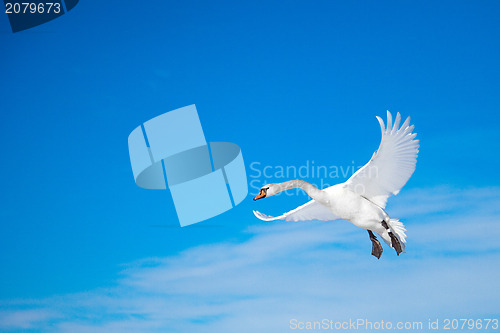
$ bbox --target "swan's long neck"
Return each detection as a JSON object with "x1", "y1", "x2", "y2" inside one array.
[{"x1": 275, "y1": 180, "x2": 329, "y2": 205}]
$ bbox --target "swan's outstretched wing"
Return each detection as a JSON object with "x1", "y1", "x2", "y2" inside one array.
[
  {"x1": 253, "y1": 200, "x2": 339, "y2": 222},
  {"x1": 345, "y1": 111, "x2": 419, "y2": 208}
]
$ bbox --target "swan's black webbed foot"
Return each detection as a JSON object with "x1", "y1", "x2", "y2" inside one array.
[
  {"x1": 368, "y1": 230, "x2": 383, "y2": 259},
  {"x1": 389, "y1": 232, "x2": 403, "y2": 255},
  {"x1": 381, "y1": 220, "x2": 403, "y2": 256}
]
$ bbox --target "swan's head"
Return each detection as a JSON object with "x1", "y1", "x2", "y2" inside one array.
[{"x1": 253, "y1": 183, "x2": 278, "y2": 201}]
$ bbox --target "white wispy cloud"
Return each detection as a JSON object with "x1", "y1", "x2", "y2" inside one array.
[
  {"x1": 0, "y1": 308, "x2": 60, "y2": 330},
  {"x1": 1, "y1": 186, "x2": 499, "y2": 332}
]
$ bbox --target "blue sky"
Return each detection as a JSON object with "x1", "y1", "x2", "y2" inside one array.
[{"x1": 0, "y1": 1, "x2": 499, "y2": 332}]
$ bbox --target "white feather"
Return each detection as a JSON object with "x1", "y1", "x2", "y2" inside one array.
[
  {"x1": 345, "y1": 111, "x2": 419, "y2": 208},
  {"x1": 254, "y1": 200, "x2": 339, "y2": 222}
]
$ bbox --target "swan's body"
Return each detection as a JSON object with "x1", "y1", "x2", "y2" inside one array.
[{"x1": 253, "y1": 111, "x2": 419, "y2": 258}]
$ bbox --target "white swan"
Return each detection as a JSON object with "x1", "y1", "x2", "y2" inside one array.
[{"x1": 253, "y1": 111, "x2": 419, "y2": 258}]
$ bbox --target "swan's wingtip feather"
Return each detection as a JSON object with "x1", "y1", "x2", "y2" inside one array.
[
  {"x1": 386, "y1": 111, "x2": 393, "y2": 132},
  {"x1": 393, "y1": 112, "x2": 401, "y2": 131},
  {"x1": 376, "y1": 116, "x2": 386, "y2": 133},
  {"x1": 401, "y1": 116, "x2": 411, "y2": 131},
  {"x1": 253, "y1": 210, "x2": 276, "y2": 221}
]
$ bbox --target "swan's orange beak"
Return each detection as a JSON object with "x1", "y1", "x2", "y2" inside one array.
[{"x1": 253, "y1": 189, "x2": 266, "y2": 201}]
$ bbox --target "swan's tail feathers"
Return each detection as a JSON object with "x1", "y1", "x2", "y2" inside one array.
[
  {"x1": 388, "y1": 218, "x2": 407, "y2": 253},
  {"x1": 253, "y1": 210, "x2": 280, "y2": 221}
]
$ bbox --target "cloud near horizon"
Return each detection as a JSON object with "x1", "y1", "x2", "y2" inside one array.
[{"x1": 1, "y1": 186, "x2": 499, "y2": 333}]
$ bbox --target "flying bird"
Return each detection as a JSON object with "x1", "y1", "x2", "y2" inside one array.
[{"x1": 253, "y1": 111, "x2": 419, "y2": 258}]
